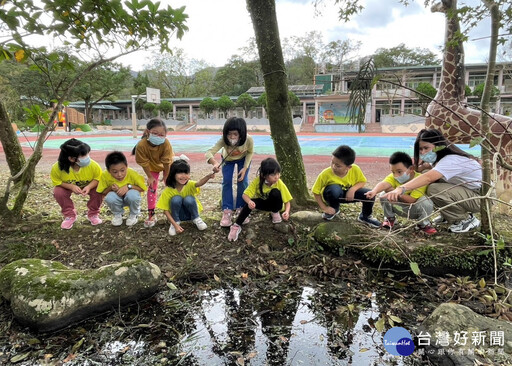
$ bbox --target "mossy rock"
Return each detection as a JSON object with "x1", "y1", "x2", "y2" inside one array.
[
  {"x1": 310, "y1": 215, "x2": 510, "y2": 275},
  {"x1": 0, "y1": 258, "x2": 161, "y2": 332}
]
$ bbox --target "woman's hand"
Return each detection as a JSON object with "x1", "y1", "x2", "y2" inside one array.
[{"x1": 382, "y1": 188, "x2": 402, "y2": 202}]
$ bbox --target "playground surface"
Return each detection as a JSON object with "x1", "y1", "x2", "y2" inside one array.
[{"x1": 3, "y1": 131, "x2": 482, "y2": 186}]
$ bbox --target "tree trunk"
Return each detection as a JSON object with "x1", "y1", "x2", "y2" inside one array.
[
  {"x1": 479, "y1": 0, "x2": 500, "y2": 235},
  {"x1": 246, "y1": 0, "x2": 310, "y2": 205},
  {"x1": 0, "y1": 100, "x2": 26, "y2": 180}
]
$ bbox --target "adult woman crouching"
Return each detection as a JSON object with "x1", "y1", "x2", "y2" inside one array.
[{"x1": 383, "y1": 128, "x2": 481, "y2": 233}]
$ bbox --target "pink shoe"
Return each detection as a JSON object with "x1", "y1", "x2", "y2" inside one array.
[
  {"x1": 228, "y1": 224, "x2": 242, "y2": 241},
  {"x1": 271, "y1": 212, "x2": 282, "y2": 224},
  {"x1": 88, "y1": 215, "x2": 103, "y2": 226},
  {"x1": 61, "y1": 216, "x2": 77, "y2": 230},
  {"x1": 220, "y1": 209, "x2": 233, "y2": 227}
]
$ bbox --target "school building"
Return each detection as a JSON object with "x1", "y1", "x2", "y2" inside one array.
[{"x1": 70, "y1": 62, "x2": 512, "y2": 133}]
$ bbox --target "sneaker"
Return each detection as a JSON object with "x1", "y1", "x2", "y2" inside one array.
[
  {"x1": 418, "y1": 224, "x2": 437, "y2": 235},
  {"x1": 112, "y1": 214, "x2": 123, "y2": 226},
  {"x1": 220, "y1": 209, "x2": 233, "y2": 227},
  {"x1": 357, "y1": 214, "x2": 381, "y2": 228},
  {"x1": 432, "y1": 215, "x2": 448, "y2": 225},
  {"x1": 144, "y1": 214, "x2": 157, "y2": 228},
  {"x1": 449, "y1": 214, "x2": 480, "y2": 233},
  {"x1": 168, "y1": 222, "x2": 180, "y2": 236},
  {"x1": 126, "y1": 214, "x2": 138, "y2": 227},
  {"x1": 88, "y1": 215, "x2": 103, "y2": 226},
  {"x1": 193, "y1": 217, "x2": 207, "y2": 231},
  {"x1": 271, "y1": 212, "x2": 282, "y2": 224},
  {"x1": 228, "y1": 224, "x2": 242, "y2": 242},
  {"x1": 382, "y1": 217, "x2": 396, "y2": 229},
  {"x1": 322, "y1": 210, "x2": 340, "y2": 221},
  {"x1": 61, "y1": 216, "x2": 77, "y2": 230}
]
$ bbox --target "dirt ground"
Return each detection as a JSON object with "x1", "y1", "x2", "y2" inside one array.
[{"x1": 1, "y1": 133, "x2": 512, "y2": 365}]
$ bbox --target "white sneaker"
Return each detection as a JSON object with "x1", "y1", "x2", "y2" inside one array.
[
  {"x1": 193, "y1": 217, "x2": 207, "y2": 231},
  {"x1": 168, "y1": 222, "x2": 180, "y2": 236},
  {"x1": 449, "y1": 214, "x2": 480, "y2": 233},
  {"x1": 126, "y1": 214, "x2": 138, "y2": 226},
  {"x1": 112, "y1": 214, "x2": 123, "y2": 226}
]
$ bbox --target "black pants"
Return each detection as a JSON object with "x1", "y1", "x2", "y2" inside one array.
[
  {"x1": 235, "y1": 188, "x2": 283, "y2": 225},
  {"x1": 322, "y1": 184, "x2": 375, "y2": 217}
]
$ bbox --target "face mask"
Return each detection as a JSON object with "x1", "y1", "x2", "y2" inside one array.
[
  {"x1": 76, "y1": 156, "x2": 90, "y2": 167},
  {"x1": 229, "y1": 138, "x2": 238, "y2": 146},
  {"x1": 395, "y1": 172, "x2": 410, "y2": 184},
  {"x1": 148, "y1": 134, "x2": 166, "y2": 146},
  {"x1": 420, "y1": 151, "x2": 437, "y2": 164}
]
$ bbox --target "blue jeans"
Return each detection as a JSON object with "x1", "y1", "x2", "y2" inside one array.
[
  {"x1": 222, "y1": 157, "x2": 250, "y2": 210},
  {"x1": 170, "y1": 195, "x2": 199, "y2": 222},
  {"x1": 104, "y1": 189, "x2": 141, "y2": 215},
  {"x1": 322, "y1": 184, "x2": 375, "y2": 217}
]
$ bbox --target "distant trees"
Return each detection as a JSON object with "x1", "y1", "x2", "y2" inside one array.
[
  {"x1": 216, "y1": 95, "x2": 235, "y2": 116},
  {"x1": 236, "y1": 93, "x2": 257, "y2": 117},
  {"x1": 199, "y1": 97, "x2": 216, "y2": 118},
  {"x1": 371, "y1": 43, "x2": 440, "y2": 68},
  {"x1": 415, "y1": 82, "x2": 437, "y2": 115}
]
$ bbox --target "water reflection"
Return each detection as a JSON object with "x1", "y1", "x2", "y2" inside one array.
[{"x1": 179, "y1": 286, "x2": 404, "y2": 365}]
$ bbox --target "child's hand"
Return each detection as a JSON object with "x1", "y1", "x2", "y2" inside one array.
[
  {"x1": 248, "y1": 200, "x2": 256, "y2": 209},
  {"x1": 282, "y1": 211, "x2": 290, "y2": 221},
  {"x1": 117, "y1": 185, "x2": 128, "y2": 197},
  {"x1": 81, "y1": 186, "x2": 90, "y2": 196},
  {"x1": 111, "y1": 183, "x2": 119, "y2": 192},
  {"x1": 147, "y1": 175, "x2": 156, "y2": 187},
  {"x1": 174, "y1": 223, "x2": 184, "y2": 234},
  {"x1": 208, "y1": 172, "x2": 216, "y2": 180},
  {"x1": 71, "y1": 185, "x2": 83, "y2": 195},
  {"x1": 365, "y1": 190, "x2": 376, "y2": 199},
  {"x1": 345, "y1": 190, "x2": 355, "y2": 201},
  {"x1": 237, "y1": 167, "x2": 247, "y2": 182},
  {"x1": 324, "y1": 206, "x2": 336, "y2": 215},
  {"x1": 212, "y1": 164, "x2": 221, "y2": 173}
]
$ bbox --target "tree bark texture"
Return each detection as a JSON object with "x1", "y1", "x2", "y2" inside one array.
[
  {"x1": 0, "y1": 101, "x2": 26, "y2": 179},
  {"x1": 479, "y1": 0, "x2": 500, "y2": 234},
  {"x1": 246, "y1": 0, "x2": 310, "y2": 205}
]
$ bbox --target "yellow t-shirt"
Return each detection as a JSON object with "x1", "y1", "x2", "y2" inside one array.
[
  {"x1": 50, "y1": 160, "x2": 102, "y2": 188},
  {"x1": 156, "y1": 180, "x2": 203, "y2": 213},
  {"x1": 243, "y1": 177, "x2": 293, "y2": 211},
  {"x1": 383, "y1": 172, "x2": 427, "y2": 199},
  {"x1": 204, "y1": 135, "x2": 254, "y2": 169},
  {"x1": 135, "y1": 137, "x2": 174, "y2": 173},
  {"x1": 96, "y1": 167, "x2": 148, "y2": 194},
  {"x1": 311, "y1": 164, "x2": 367, "y2": 196}
]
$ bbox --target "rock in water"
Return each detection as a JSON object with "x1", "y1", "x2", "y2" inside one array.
[
  {"x1": 0, "y1": 258, "x2": 161, "y2": 332},
  {"x1": 417, "y1": 302, "x2": 512, "y2": 365}
]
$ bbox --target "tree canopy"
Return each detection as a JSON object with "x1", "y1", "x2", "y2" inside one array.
[{"x1": 372, "y1": 43, "x2": 440, "y2": 68}]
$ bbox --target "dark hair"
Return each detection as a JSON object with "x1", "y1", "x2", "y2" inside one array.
[
  {"x1": 132, "y1": 118, "x2": 167, "y2": 155},
  {"x1": 332, "y1": 145, "x2": 356, "y2": 166},
  {"x1": 58, "y1": 138, "x2": 91, "y2": 173},
  {"x1": 222, "y1": 117, "x2": 247, "y2": 146},
  {"x1": 105, "y1": 151, "x2": 127, "y2": 170},
  {"x1": 258, "y1": 157, "x2": 281, "y2": 196},
  {"x1": 389, "y1": 151, "x2": 413, "y2": 168},
  {"x1": 413, "y1": 128, "x2": 474, "y2": 170},
  {"x1": 166, "y1": 159, "x2": 190, "y2": 188}
]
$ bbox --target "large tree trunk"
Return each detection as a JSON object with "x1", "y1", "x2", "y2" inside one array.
[
  {"x1": 246, "y1": 0, "x2": 310, "y2": 205},
  {"x1": 480, "y1": 0, "x2": 499, "y2": 235},
  {"x1": 0, "y1": 100, "x2": 26, "y2": 179}
]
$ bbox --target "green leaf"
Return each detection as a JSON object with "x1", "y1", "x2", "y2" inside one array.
[
  {"x1": 469, "y1": 137, "x2": 484, "y2": 148},
  {"x1": 479, "y1": 278, "x2": 486, "y2": 289},
  {"x1": 388, "y1": 315, "x2": 402, "y2": 323},
  {"x1": 10, "y1": 352, "x2": 31, "y2": 363},
  {"x1": 410, "y1": 262, "x2": 421, "y2": 276},
  {"x1": 375, "y1": 317, "x2": 385, "y2": 332},
  {"x1": 166, "y1": 282, "x2": 177, "y2": 290},
  {"x1": 71, "y1": 337, "x2": 84, "y2": 354}
]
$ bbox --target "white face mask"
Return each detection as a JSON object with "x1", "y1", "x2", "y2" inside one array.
[
  {"x1": 229, "y1": 138, "x2": 238, "y2": 146},
  {"x1": 395, "y1": 172, "x2": 410, "y2": 184}
]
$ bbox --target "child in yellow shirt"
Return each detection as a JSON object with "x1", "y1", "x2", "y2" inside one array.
[{"x1": 312, "y1": 145, "x2": 381, "y2": 228}]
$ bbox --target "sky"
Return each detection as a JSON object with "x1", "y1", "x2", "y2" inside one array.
[{"x1": 117, "y1": 0, "x2": 492, "y2": 71}]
